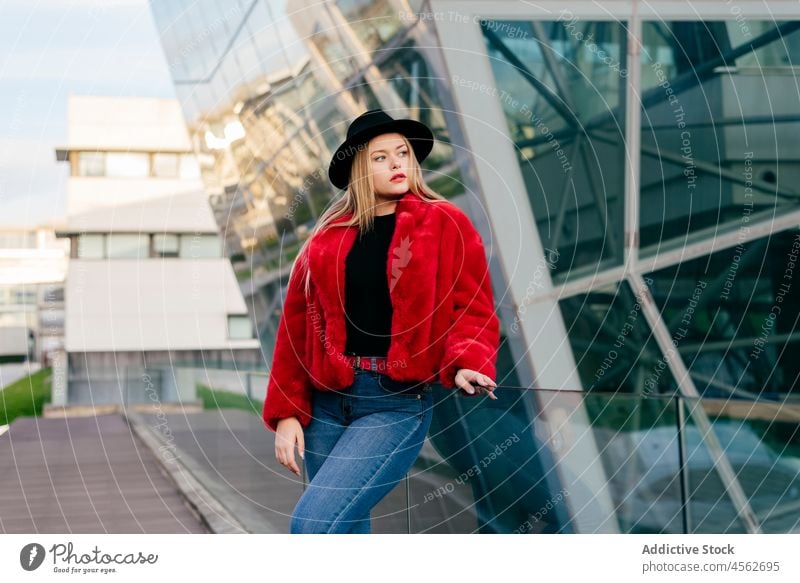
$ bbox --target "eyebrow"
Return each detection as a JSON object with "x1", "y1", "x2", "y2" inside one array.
[{"x1": 370, "y1": 144, "x2": 407, "y2": 155}]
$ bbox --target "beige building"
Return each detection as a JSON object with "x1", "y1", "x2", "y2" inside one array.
[
  {"x1": 53, "y1": 95, "x2": 261, "y2": 407},
  {"x1": 0, "y1": 224, "x2": 69, "y2": 365}
]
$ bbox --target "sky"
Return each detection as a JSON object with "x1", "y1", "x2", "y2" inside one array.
[{"x1": 0, "y1": 0, "x2": 177, "y2": 227}]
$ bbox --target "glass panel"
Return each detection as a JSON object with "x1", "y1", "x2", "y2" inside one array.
[
  {"x1": 40, "y1": 310, "x2": 65, "y2": 329},
  {"x1": 13, "y1": 288, "x2": 37, "y2": 305},
  {"x1": 77, "y1": 152, "x2": 104, "y2": 177},
  {"x1": 42, "y1": 286, "x2": 64, "y2": 303},
  {"x1": 312, "y1": 22, "x2": 358, "y2": 80},
  {"x1": 152, "y1": 153, "x2": 179, "y2": 178},
  {"x1": 316, "y1": 107, "x2": 350, "y2": 153},
  {"x1": 682, "y1": 398, "x2": 800, "y2": 533},
  {"x1": 644, "y1": 229, "x2": 800, "y2": 401},
  {"x1": 408, "y1": 387, "x2": 686, "y2": 533},
  {"x1": 560, "y1": 280, "x2": 679, "y2": 396},
  {"x1": 409, "y1": 385, "x2": 567, "y2": 533},
  {"x1": 154, "y1": 234, "x2": 180, "y2": 257},
  {"x1": 375, "y1": 40, "x2": 463, "y2": 198},
  {"x1": 77, "y1": 234, "x2": 104, "y2": 259},
  {"x1": 105, "y1": 152, "x2": 149, "y2": 178},
  {"x1": 584, "y1": 391, "x2": 683, "y2": 533},
  {"x1": 335, "y1": 0, "x2": 404, "y2": 51},
  {"x1": 228, "y1": 315, "x2": 253, "y2": 339},
  {"x1": 639, "y1": 21, "x2": 800, "y2": 253},
  {"x1": 481, "y1": 19, "x2": 627, "y2": 282},
  {"x1": 180, "y1": 234, "x2": 221, "y2": 258},
  {"x1": 347, "y1": 76, "x2": 382, "y2": 111},
  {"x1": 106, "y1": 234, "x2": 148, "y2": 259}
]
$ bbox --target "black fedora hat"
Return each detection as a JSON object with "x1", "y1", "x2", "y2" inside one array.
[{"x1": 328, "y1": 109, "x2": 435, "y2": 190}]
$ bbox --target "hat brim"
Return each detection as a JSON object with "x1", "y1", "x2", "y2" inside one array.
[{"x1": 328, "y1": 118, "x2": 434, "y2": 190}]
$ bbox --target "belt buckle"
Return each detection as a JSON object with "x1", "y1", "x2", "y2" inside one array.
[{"x1": 354, "y1": 355, "x2": 361, "y2": 369}]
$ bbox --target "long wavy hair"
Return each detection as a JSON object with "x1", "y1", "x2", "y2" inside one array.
[{"x1": 292, "y1": 133, "x2": 448, "y2": 298}]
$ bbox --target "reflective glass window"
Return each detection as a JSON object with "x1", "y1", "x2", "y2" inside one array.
[
  {"x1": 335, "y1": 0, "x2": 404, "y2": 51},
  {"x1": 228, "y1": 314, "x2": 253, "y2": 339},
  {"x1": 154, "y1": 234, "x2": 180, "y2": 258},
  {"x1": 645, "y1": 230, "x2": 800, "y2": 401},
  {"x1": 77, "y1": 152, "x2": 105, "y2": 177},
  {"x1": 180, "y1": 234, "x2": 222, "y2": 258},
  {"x1": 639, "y1": 21, "x2": 800, "y2": 253},
  {"x1": 481, "y1": 19, "x2": 628, "y2": 282},
  {"x1": 77, "y1": 234, "x2": 104, "y2": 259},
  {"x1": 107, "y1": 234, "x2": 148, "y2": 259}
]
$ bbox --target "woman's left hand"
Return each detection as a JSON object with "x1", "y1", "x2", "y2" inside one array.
[{"x1": 455, "y1": 368, "x2": 498, "y2": 399}]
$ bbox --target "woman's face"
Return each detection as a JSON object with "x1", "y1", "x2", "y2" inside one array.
[{"x1": 368, "y1": 133, "x2": 411, "y2": 198}]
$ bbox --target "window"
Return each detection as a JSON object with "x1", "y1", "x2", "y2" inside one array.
[
  {"x1": 639, "y1": 20, "x2": 800, "y2": 253},
  {"x1": 153, "y1": 234, "x2": 179, "y2": 257},
  {"x1": 13, "y1": 288, "x2": 37, "y2": 305},
  {"x1": 40, "y1": 310, "x2": 65, "y2": 330},
  {"x1": 106, "y1": 234, "x2": 148, "y2": 259},
  {"x1": 105, "y1": 152, "x2": 149, "y2": 178},
  {"x1": 180, "y1": 234, "x2": 221, "y2": 258},
  {"x1": 152, "y1": 153, "x2": 179, "y2": 178},
  {"x1": 78, "y1": 152, "x2": 105, "y2": 177},
  {"x1": 481, "y1": 18, "x2": 628, "y2": 282},
  {"x1": 42, "y1": 286, "x2": 64, "y2": 303},
  {"x1": 77, "y1": 234, "x2": 104, "y2": 259},
  {"x1": 644, "y1": 230, "x2": 800, "y2": 401},
  {"x1": 335, "y1": 0, "x2": 403, "y2": 51},
  {"x1": 228, "y1": 315, "x2": 253, "y2": 339}
]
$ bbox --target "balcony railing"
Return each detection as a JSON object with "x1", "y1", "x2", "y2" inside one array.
[
  {"x1": 87, "y1": 364, "x2": 799, "y2": 534},
  {"x1": 299, "y1": 384, "x2": 800, "y2": 534}
]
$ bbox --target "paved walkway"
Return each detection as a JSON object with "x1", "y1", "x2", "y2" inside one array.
[
  {"x1": 129, "y1": 408, "x2": 413, "y2": 533},
  {"x1": 0, "y1": 413, "x2": 208, "y2": 533},
  {"x1": 0, "y1": 407, "x2": 429, "y2": 534}
]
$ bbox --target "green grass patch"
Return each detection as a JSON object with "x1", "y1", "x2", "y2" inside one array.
[
  {"x1": 0, "y1": 367, "x2": 52, "y2": 425},
  {"x1": 196, "y1": 383, "x2": 263, "y2": 414}
]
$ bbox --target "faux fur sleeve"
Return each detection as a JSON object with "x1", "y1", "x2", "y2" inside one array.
[
  {"x1": 262, "y1": 254, "x2": 313, "y2": 432},
  {"x1": 438, "y1": 206, "x2": 500, "y2": 388}
]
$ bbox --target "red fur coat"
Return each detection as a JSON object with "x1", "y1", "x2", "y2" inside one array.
[{"x1": 262, "y1": 191, "x2": 500, "y2": 432}]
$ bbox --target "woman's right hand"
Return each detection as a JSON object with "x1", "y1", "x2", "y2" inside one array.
[{"x1": 275, "y1": 417, "x2": 305, "y2": 476}]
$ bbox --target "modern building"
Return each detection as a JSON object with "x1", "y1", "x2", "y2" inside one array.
[
  {"x1": 52, "y1": 95, "x2": 261, "y2": 408},
  {"x1": 149, "y1": 0, "x2": 800, "y2": 533},
  {"x1": 0, "y1": 225, "x2": 68, "y2": 365}
]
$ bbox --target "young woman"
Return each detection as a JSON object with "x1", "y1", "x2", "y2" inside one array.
[{"x1": 262, "y1": 109, "x2": 501, "y2": 533}]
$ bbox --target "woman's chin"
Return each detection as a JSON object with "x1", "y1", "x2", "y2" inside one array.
[{"x1": 377, "y1": 183, "x2": 410, "y2": 196}]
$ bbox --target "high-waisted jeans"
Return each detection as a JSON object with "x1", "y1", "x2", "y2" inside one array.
[{"x1": 290, "y1": 367, "x2": 434, "y2": 534}]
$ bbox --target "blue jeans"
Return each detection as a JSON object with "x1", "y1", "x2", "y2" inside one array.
[{"x1": 290, "y1": 367, "x2": 434, "y2": 534}]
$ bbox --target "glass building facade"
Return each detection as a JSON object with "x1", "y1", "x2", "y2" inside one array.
[{"x1": 150, "y1": 0, "x2": 800, "y2": 533}]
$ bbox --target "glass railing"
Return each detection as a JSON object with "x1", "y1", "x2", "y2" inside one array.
[
  {"x1": 120, "y1": 365, "x2": 800, "y2": 534},
  {"x1": 345, "y1": 385, "x2": 800, "y2": 534},
  {"x1": 679, "y1": 397, "x2": 800, "y2": 534}
]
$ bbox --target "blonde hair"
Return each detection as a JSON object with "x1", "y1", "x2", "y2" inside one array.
[{"x1": 292, "y1": 133, "x2": 448, "y2": 298}]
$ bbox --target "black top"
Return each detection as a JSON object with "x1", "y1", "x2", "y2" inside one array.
[{"x1": 344, "y1": 212, "x2": 396, "y2": 356}]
